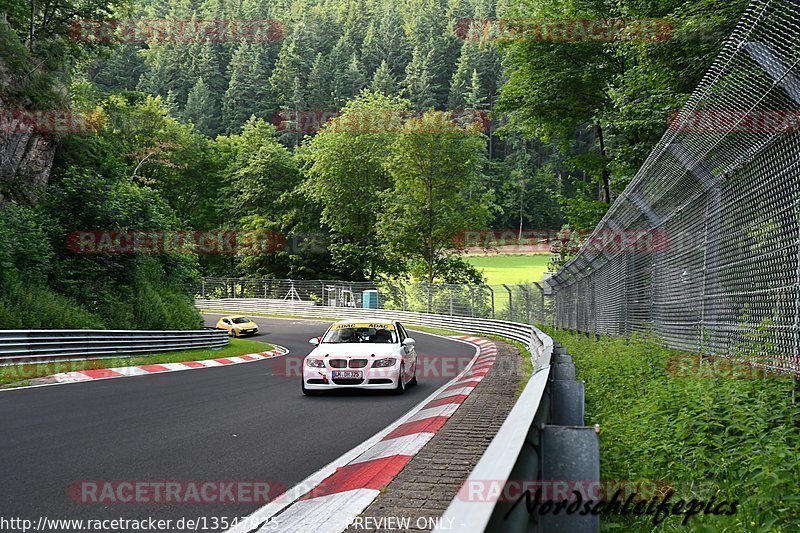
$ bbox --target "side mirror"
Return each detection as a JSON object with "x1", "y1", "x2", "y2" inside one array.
[
  {"x1": 309, "y1": 337, "x2": 320, "y2": 346},
  {"x1": 402, "y1": 337, "x2": 415, "y2": 346}
]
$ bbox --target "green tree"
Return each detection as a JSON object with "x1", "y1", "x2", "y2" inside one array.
[
  {"x1": 403, "y1": 47, "x2": 437, "y2": 109},
  {"x1": 448, "y1": 40, "x2": 480, "y2": 109},
  {"x1": 361, "y1": 6, "x2": 411, "y2": 78},
  {"x1": 184, "y1": 77, "x2": 217, "y2": 135},
  {"x1": 497, "y1": 0, "x2": 748, "y2": 208},
  {"x1": 298, "y1": 90, "x2": 409, "y2": 280},
  {"x1": 222, "y1": 42, "x2": 253, "y2": 133},
  {"x1": 371, "y1": 60, "x2": 398, "y2": 96},
  {"x1": 465, "y1": 70, "x2": 487, "y2": 110},
  {"x1": 379, "y1": 110, "x2": 492, "y2": 283},
  {"x1": 223, "y1": 117, "x2": 301, "y2": 221},
  {"x1": 307, "y1": 52, "x2": 332, "y2": 108}
]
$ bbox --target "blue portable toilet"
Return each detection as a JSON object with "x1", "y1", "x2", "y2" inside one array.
[{"x1": 362, "y1": 290, "x2": 379, "y2": 309}]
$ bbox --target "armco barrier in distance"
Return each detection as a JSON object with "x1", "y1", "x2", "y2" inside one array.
[{"x1": 0, "y1": 329, "x2": 229, "y2": 365}]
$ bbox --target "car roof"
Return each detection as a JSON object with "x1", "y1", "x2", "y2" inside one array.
[
  {"x1": 221, "y1": 315, "x2": 249, "y2": 319},
  {"x1": 332, "y1": 319, "x2": 396, "y2": 326}
]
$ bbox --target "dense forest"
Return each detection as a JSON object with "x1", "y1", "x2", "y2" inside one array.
[{"x1": 0, "y1": 0, "x2": 747, "y2": 328}]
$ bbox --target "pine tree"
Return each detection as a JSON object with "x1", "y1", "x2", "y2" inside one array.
[
  {"x1": 424, "y1": 39, "x2": 449, "y2": 107},
  {"x1": 164, "y1": 89, "x2": 180, "y2": 117},
  {"x1": 194, "y1": 40, "x2": 225, "y2": 98},
  {"x1": 465, "y1": 69, "x2": 487, "y2": 110},
  {"x1": 250, "y1": 46, "x2": 275, "y2": 119},
  {"x1": 371, "y1": 60, "x2": 398, "y2": 96},
  {"x1": 223, "y1": 42, "x2": 252, "y2": 133},
  {"x1": 448, "y1": 40, "x2": 479, "y2": 109},
  {"x1": 403, "y1": 47, "x2": 437, "y2": 109},
  {"x1": 184, "y1": 77, "x2": 217, "y2": 135},
  {"x1": 308, "y1": 53, "x2": 332, "y2": 108},
  {"x1": 269, "y1": 34, "x2": 305, "y2": 108},
  {"x1": 361, "y1": 6, "x2": 410, "y2": 79},
  {"x1": 333, "y1": 54, "x2": 366, "y2": 106}
]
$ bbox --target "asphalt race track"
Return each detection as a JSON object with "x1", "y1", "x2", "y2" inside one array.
[{"x1": 0, "y1": 316, "x2": 474, "y2": 531}]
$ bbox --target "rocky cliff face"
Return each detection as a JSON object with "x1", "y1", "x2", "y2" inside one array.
[{"x1": 0, "y1": 58, "x2": 58, "y2": 208}]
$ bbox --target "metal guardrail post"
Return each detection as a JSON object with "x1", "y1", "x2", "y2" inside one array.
[
  {"x1": 402, "y1": 285, "x2": 407, "y2": 311},
  {"x1": 487, "y1": 285, "x2": 495, "y2": 319}
]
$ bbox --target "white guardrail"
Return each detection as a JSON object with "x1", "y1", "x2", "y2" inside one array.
[
  {"x1": 0, "y1": 329, "x2": 229, "y2": 365},
  {"x1": 197, "y1": 298, "x2": 553, "y2": 532}
]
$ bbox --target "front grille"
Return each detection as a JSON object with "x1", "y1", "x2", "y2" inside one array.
[
  {"x1": 329, "y1": 359, "x2": 347, "y2": 368},
  {"x1": 332, "y1": 378, "x2": 364, "y2": 385},
  {"x1": 368, "y1": 378, "x2": 392, "y2": 384},
  {"x1": 349, "y1": 359, "x2": 368, "y2": 368},
  {"x1": 306, "y1": 379, "x2": 326, "y2": 384}
]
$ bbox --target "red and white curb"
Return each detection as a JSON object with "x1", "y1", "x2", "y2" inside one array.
[
  {"x1": 228, "y1": 335, "x2": 497, "y2": 533},
  {"x1": 35, "y1": 346, "x2": 288, "y2": 386}
]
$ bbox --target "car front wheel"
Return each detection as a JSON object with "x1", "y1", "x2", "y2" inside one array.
[{"x1": 394, "y1": 364, "x2": 407, "y2": 394}]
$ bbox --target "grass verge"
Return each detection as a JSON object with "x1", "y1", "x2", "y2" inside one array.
[
  {"x1": 0, "y1": 337, "x2": 274, "y2": 389},
  {"x1": 544, "y1": 327, "x2": 800, "y2": 532},
  {"x1": 464, "y1": 253, "x2": 550, "y2": 285}
]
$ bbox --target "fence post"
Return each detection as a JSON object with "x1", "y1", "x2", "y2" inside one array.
[
  {"x1": 526, "y1": 286, "x2": 532, "y2": 323},
  {"x1": 449, "y1": 285, "x2": 454, "y2": 315},
  {"x1": 503, "y1": 284, "x2": 513, "y2": 321},
  {"x1": 402, "y1": 284, "x2": 407, "y2": 311},
  {"x1": 427, "y1": 284, "x2": 432, "y2": 314},
  {"x1": 230, "y1": 278, "x2": 236, "y2": 299},
  {"x1": 470, "y1": 286, "x2": 475, "y2": 318},
  {"x1": 488, "y1": 285, "x2": 495, "y2": 319},
  {"x1": 201, "y1": 279, "x2": 205, "y2": 299},
  {"x1": 533, "y1": 282, "x2": 545, "y2": 325}
]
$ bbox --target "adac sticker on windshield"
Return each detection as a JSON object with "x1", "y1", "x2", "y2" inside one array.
[{"x1": 332, "y1": 322, "x2": 395, "y2": 330}]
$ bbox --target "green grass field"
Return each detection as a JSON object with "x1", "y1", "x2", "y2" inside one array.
[{"x1": 465, "y1": 254, "x2": 551, "y2": 285}]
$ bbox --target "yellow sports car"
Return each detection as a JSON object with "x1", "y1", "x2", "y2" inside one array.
[{"x1": 215, "y1": 316, "x2": 259, "y2": 337}]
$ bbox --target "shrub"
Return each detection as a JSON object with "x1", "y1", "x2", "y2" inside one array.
[{"x1": 545, "y1": 329, "x2": 800, "y2": 531}]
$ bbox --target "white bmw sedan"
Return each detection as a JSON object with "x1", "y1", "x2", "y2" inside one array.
[{"x1": 302, "y1": 320, "x2": 418, "y2": 395}]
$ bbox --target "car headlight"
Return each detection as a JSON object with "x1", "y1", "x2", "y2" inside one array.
[
  {"x1": 372, "y1": 358, "x2": 397, "y2": 368},
  {"x1": 306, "y1": 359, "x2": 325, "y2": 368}
]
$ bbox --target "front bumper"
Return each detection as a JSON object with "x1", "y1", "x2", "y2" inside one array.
[{"x1": 302, "y1": 366, "x2": 400, "y2": 390}]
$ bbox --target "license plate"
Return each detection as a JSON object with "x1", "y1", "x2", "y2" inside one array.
[{"x1": 332, "y1": 370, "x2": 362, "y2": 379}]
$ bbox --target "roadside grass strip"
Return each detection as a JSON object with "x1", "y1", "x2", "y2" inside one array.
[
  {"x1": 227, "y1": 336, "x2": 497, "y2": 533},
  {"x1": 0, "y1": 341, "x2": 288, "y2": 390},
  {"x1": 49, "y1": 346, "x2": 288, "y2": 384}
]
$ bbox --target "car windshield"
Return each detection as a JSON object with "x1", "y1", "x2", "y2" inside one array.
[
  {"x1": 322, "y1": 324, "x2": 397, "y2": 344},
  {"x1": 231, "y1": 317, "x2": 251, "y2": 324}
]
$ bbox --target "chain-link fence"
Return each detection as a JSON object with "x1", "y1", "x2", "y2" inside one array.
[
  {"x1": 197, "y1": 278, "x2": 552, "y2": 326},
  {"x1": 548, "y1": 0, "x2": 800, "y2": 375}
]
